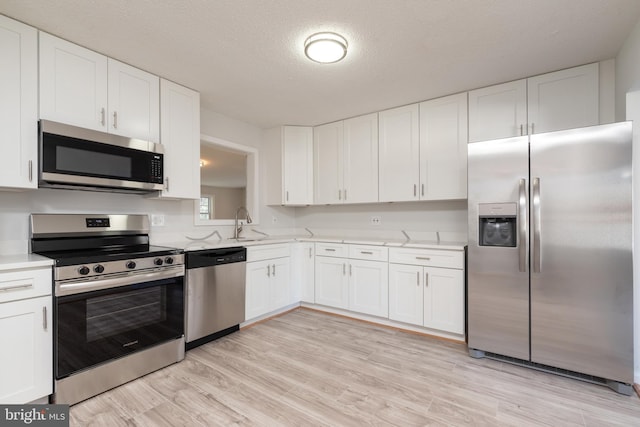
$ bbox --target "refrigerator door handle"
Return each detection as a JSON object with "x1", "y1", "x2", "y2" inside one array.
[
  {"x1": 532, "y1": 177, "x2": 541, "y2": 273},
  {"x1": 518, "y1": 178, "x2": 528, "y2": 273}
]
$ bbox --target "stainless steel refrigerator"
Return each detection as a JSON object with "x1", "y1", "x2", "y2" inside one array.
[{"x1": 467, "y1": 122, "x2": 634, "y2": 395}]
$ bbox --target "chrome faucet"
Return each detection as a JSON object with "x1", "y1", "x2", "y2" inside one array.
[{"x1": 234, "y1": 206, "x2": 252, "y2": 239}]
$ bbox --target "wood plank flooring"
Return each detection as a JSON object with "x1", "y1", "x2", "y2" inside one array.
[{"x1": 70, "y1": 308, "x2": 640, "y2": 426}]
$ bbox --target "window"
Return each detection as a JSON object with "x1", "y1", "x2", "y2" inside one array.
[{"x1": 199, "y1": 195, "x2": 214, "y2": 220}]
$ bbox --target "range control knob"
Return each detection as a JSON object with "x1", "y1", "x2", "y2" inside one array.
[
  {"x1": 126, "y1": 261, "x2": 137, "y2": 270},
  {"x1": 93, "y1": 264, "x2": 105, "y2": 273},
  {"x1": 154, "y1": 258, "x2": 164, "y2": 266},
  {"x1": 164, "y1": 257, "x2": 174, "y2": 265},
  {"x1": 78, "y1": 266, "x2": 90, "y2": 275}
]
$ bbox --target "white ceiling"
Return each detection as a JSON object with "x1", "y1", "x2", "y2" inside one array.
[{"x1": 2, "y1": 1, "x2": 640, "y2": 129}]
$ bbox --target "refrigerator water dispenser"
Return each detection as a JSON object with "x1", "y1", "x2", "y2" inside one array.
[{"x1": 478, "y1": 203, "x2": 517, "y2": 247}]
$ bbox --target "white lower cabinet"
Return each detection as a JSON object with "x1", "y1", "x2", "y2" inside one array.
[
  {"x1": 245, "y1": 246, "x2": 291, "y2": 321},
  {"x1": 0, "y1": 267, "x2": 52, "y2": 404},
  {"x1": 389, "y1": 261, "x2": 465, "y2": 335},
  {"x1": 293, "y1": 242, "x2": 315, "y2": 303},
  {"x1": 315, "y1": 244, "x2": 389, "y2": 317}
]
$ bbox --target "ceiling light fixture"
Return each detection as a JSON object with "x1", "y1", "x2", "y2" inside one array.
[
  {"x1": 304, "y1": 32, "x2": 348, "y2": 64},
  {"x1": 199, "y1": 159, "x2": 207, "y2": 167}
]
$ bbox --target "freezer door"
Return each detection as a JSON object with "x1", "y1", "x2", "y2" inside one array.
[
  {"x1": 530, "y1": 122, "x2": 633, "y2": 383},
  {"x1": 467, "y1": 136, "x2": 530, "y2": 360}
]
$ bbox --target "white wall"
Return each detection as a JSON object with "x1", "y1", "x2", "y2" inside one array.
[
  {"x1": 617, "y1": 17, "x2": 640, "y2": 384},
  {"x1": 200, "y1": 185, "x2": 246, "y2": 219}
]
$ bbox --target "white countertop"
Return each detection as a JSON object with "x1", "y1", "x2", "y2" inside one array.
[
  {"x1": 166, "y1": 236, "x2": 466, "y2": 252},
  {"x1": 0, "y1": 253, "x2": 54, "y2": 271}
]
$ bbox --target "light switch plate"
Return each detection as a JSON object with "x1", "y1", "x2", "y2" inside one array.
[{"x1": 151, "y1": 214, "x2": 165, "y2": 226}]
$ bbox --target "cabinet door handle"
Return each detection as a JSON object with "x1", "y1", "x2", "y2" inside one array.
[
  {"x1": 416, "y1": 271, "x2": 420, "y2": 286},
  {"x1": 344, "y1": 189, "x2": 347, "y2": 201},
  {"x1": 416, "y1": 256, "x2": 431, "y2": 261},
  {"x1": 267, "y1": 265, "x2": 271, "y2": 277},
  {"x1": 286, "y1": 191, "x2": 289, "y2": 202},
  {"x1": 43, "y1": 306, "x2": 47, "y2": 331},
  {"x1": 531, "y1": 123, "x2": 535, "y2": 134},
  {"x1": 101, "y1": 108, "x2": 106, "y2": 126},
  {"x1": 520, "y1": 124, "x2": 524, "y2": 136},
  {"x1": 343, "y1": 263, "x2": 346, "y2": 275},
  {"x1": 425, "y1": 272, "x2": 429, "y2": 287},
  {"x1": 308, "y1": 248, "x2": 312, "y2": 258},
  {"x1": 349, "y1": 264, "x2": 352, "y2": 276},
  {"x1": 272, "y1": 264, "x2": 276, "y2": 277},
  {"x1": 0, "y1": 283, "x2": 33, "y2": 292},
  {"x1": 28, "y1": 160, "x2": 33, "y2": 183},
  {"x1": 165, "y1": 177, "x2": 170, "y2": 192},
  {"x1": 421, "y1": 184, "x2": 424, "y2": 197},
  {"x1": 324, "y1": 248, "x2": 336, "y2": 252},
  {"x1": 338, "y1": 190, "x2": 342, "y2": 200},
  {"x1": 113, "y1": 111, "x2": 118, "y2": 129},
  {"x1": 360, "y1": 251, "x2": 373, "y2": 255},
  {"x1": 413, "y1": 184, "x2": 417, "y2": 197}
]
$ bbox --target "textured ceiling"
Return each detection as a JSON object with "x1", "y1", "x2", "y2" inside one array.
[{"x1": 2, "y1": 0, "x2": 640, "y2": 128}]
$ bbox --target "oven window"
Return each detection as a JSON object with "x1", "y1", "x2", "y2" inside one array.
[
  {"x1": 55, "y1": 277, "x2": 183, "y2": 379},
  {"x1": 86, "y1": 286, "x2": 166, "y2": 342}
]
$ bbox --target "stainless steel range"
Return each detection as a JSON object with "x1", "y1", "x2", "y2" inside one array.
[{"x1": 30, "y1": 214, "x2": 185, "y2": 405}]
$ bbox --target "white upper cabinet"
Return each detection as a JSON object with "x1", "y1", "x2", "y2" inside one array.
[
  {"x1": 157, "y1": 79, "x2": 200, "y2": 199},
  {"x1": 468, "y1": 80, "x2": 527, "y2": 142},
  {"x1": 527, "y1": 63, "x2": 599, "y2": 134},
  {"x1": 378, "y1": 104, "x2": 420, "y2": 202},
  {"x1": 419, "y1": 93, "x2": 468, "y2": 200},
  {"x1": 343, "y1": 113, "x2": 379, "y2": 203},
  {"x1": 0, "y1": 16, "x2": 38, "y2": 190},
  {"x1": 469, "y1": 63, "x2": 599, "y2": 142},
  {"x1": 314, "y1": 121, "x2": 344, "y2": 204},
  {"x1": 282, "y1": 126, "x2": 314, "y2": 205},
  {"x1": 39, "y1": 32, "x2": 109, "y2": 132},
  {"x1": 107, "y1": 59, "x2": 160, "y2": 142},
  {"x1": 314, "y1": 113, "x2": 379, "y2": 205},
  {"x1": 39, "y1": 32, "x2": 160, "y2": 142}
]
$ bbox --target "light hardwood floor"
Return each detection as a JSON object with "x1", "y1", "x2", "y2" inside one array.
[{"x1": 70, "y1": 308, "x2": 640, "y2": 426}]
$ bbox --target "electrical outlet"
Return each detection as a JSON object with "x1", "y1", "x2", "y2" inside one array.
[
  {"x1": 272, "y1": 216, "x2": 278, "y2": 224},
  {"x1": 151, "y1": 214, "x2": 165, "y2": 226},
  {"x1": 370, "y1": 216, "x2": 381, "y2": 226}
]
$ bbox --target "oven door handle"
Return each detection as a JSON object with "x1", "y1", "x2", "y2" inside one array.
[{"x1": 55, "y1": 266, "x2": 185, "y2": 297}]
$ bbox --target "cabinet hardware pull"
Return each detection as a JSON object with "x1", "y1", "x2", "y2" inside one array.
[
  {"x1": 360, "y1": 251, "x2": 373, "y2": 255},
  {"x1": 421, "y1": 184, "x2": 424, "y2": 196},
  {"x1": 113, "y1": 111, "x2": 118, "y2": 129},
  {"x1": 416, "y1": 256, "x2": 431, "y2": 260},
  {"x1": 344, "y1": 189, "x2": 347, "y2": 200},
  {"x1": 520, "y1": 124, "x2": 524, "y2": 136},
  {"x1": 101, "y1": 108, "x2": 105, "y2": 126},
  {"x1": 343, "y1": 263, "x2": 346, "y2": 275},
  {"x1": 0, "y1": 283, "x2": 33, "y2": 292},
  {"x1": 28, "y1": 160, "x2": 33, "y2": 182},
  {"x1": 43, "y1": 306, "x2": 47, "y2": 331},
  {"x1": 425, "y1": 273, "x2": 429, "y2": 287},
  {"x1": 309, "y1": 248, "x2": 312, "y2": 258},
  {"x1": 267, "y1": 265, "x2": 271, "y2": 277},
  {"x1": 349, "y1": 264, "x2": 352, "y2": 276},
  {"x1": 531, "y1": 123, "x2": 535, "y2": 134},
  {"x1": 416, "y1": 271, "x2": 420, "y2": 286},
  {"x1": 165, "y1": 177, "x2": 170, "y2": 192},
  {"x1": 325, "y1": 248, "x2": 336, "y2": 252},
  {"x1": 286, "y1": 191, "x2": 289, "y2": 202},
  {"x1": 338, "y1": 190, "x2": 342, "y2": 200},
  {"x1": 272, "y1": 264, "x2": 276, "y2": 276},
  {"x1": 413, "y1": 184, "x2": 417, "y2": 197}
]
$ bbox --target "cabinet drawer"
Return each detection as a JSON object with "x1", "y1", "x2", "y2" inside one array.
[
  {"x1": 388, "y1": 248, "x2": 463, "y2": 269},
  {"x1": 246, "y1": 244, "x2": 290, "y2": 262},
  {"x1": 348, "y1": 245, "x2": 388, "y2": 262},
  {"x1": 0, "y1": 267, "x2": 52, "y2": 303},
  {"x1": 315, "y1": 242, "x2": 348, "y2": 258}
]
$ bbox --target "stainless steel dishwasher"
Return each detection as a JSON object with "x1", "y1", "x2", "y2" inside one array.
[{"x1": 185, "y1": 247, "x2": 246, "y2": 350}]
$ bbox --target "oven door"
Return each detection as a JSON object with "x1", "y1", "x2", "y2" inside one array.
[{"x1": 55, "y1": 272, "x2": 184, "y2": 379}]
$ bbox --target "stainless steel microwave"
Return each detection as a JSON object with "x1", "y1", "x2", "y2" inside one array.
[{"x1": 38, "y1": 120, "x2": 164, "y2": 193}]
